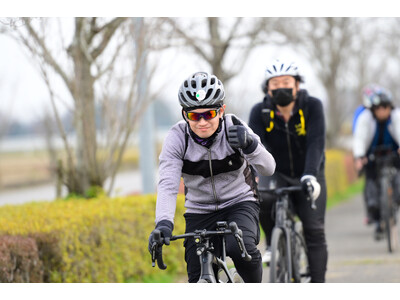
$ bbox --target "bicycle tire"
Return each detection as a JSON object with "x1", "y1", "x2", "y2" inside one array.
[
  {"x1": 291, "y1": 223, "x2": 310, "y2": 283},
  {"x1": 380, "y1": 175, "x2": 396, "y2": 252},
  {"x1": 269, "y1": 227, "x2": 289, "y2": 283},
  {"x1": 197, "y1": 278, "x2": 210, "y2": 283}
]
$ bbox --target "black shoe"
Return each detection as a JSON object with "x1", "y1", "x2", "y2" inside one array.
[
  {"x1": 374, "y1": 222, "x2": 383, "y2": 241},
  {"x1": 364, "y1": 216, "x2": 374, "y2": 225}
]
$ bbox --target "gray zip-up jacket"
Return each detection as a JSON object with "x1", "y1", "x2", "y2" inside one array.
[{"x1": 155, "y1": 114, "x2": 276, "y2": 225}]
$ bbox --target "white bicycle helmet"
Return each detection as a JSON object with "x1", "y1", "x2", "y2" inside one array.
[
  {"x1": 178, "y1": 72, "x2": 225, "y2": 110},
  {"x1": 362, "y1": 84, "x2": 393, "y2": 108},
  {"x1": 264, "y1": 59, "x2": 304, "y2": 82}
]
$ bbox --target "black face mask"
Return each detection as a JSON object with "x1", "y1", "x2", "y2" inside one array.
[{"x1": 271, "y1": 88, "x2": 294, "y2": 107}]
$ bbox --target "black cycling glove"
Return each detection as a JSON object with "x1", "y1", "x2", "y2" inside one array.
[
  {"x1": 228, "y1": 125, "x2": 257, "y2": 154},
  {"x1": 148, "y1": 220, "x2": 173, "y2": 254}
]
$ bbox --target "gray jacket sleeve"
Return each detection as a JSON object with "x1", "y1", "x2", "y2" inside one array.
[{"x1": 155, "y1": 123, "x2": 185, "y2": 225}]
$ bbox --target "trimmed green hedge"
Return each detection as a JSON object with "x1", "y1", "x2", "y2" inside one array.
[
  {"x1": 0, "y1": 195, "x2": 187, "y2": 282},
  {"x1": 325, "y1": 149, "x2": 357, "y2": 199}
]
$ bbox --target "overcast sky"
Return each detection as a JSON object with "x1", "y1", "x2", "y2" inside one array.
[{"x1": 0, "y1": 34, "x2": 51, "y2": 123}]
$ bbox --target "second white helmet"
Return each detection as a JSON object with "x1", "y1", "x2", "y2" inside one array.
[{"x1": 265, "y1": 59, "x2": 303, "y2": 82}]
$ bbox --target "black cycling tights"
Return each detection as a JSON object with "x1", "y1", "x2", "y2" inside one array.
[{"x1": 183, "y1": 201, "x2": 262, "y2": 283}]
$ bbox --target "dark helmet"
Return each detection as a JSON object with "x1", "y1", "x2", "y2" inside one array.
[{"x1": 362, "y1": 84, "x2": 393, "y2": 108}]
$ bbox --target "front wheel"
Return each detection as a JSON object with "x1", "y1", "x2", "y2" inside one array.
[
  {"x1": 269, "y1": 227, "x2": 289, "y2": 283},
  {"x1": 380, "y1": 175, "x2": 398, "y2": 252},
  {"x1": 291, "y1": 223, "x2": 310, "y2": 283}
]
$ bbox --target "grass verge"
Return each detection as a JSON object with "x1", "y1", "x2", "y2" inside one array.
[{"x1": 327, "y1": 178, "x2": 364, "y2": 209}]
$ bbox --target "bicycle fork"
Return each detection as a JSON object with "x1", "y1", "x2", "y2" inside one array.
[{"x1": 196, "y1": 235, "x2": 236, "y2": 283}]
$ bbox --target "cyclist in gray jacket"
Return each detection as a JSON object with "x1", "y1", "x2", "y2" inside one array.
[{"x1": 148, "y1": 71, "x2": 276, "y2": 282}]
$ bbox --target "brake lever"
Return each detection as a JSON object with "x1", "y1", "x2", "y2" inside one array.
[
  {"x1": 306, "y1": 183, "x2": 317, "y2": 210},
  {"x1": 229, "y1": 222, "x2": 252, "y2": 262},
  {"x1": 310, "y1": 198, "x2": 317, "y2": 210},
  {"x1": 151, "y1": 230, "x2": 167, "y2": 270}
]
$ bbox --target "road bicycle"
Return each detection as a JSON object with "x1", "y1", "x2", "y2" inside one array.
[
  {"x1": 151, "y1": 221, "x2": 252, "y2": 283},
  {"x1": 368, "y1": 146, "x2": 399, "y2": 252},
  {"x1": 259, "y1": 185, "x2": 312, "y2": 283}
]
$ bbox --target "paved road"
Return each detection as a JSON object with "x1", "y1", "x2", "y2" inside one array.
[
  {"x1": 325, "y1": 194, "x2": 400, "y2": 283},
  {"x1": 261, "y1": 194, "x2": 400, "y2": 283}
]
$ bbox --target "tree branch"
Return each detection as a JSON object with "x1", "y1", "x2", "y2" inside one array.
[
  {"x1": 164, "y1": 18, "x2": 211, "y2": 63},
  {"x1": 91, "y1": 17, "x2": 128, "y2": 59},
  {"x1": 21, "y1": 18, "x2": 71, "y2": 89}
]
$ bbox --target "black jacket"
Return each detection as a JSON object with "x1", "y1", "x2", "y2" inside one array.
[{"x1": 248, "y1": 89, "x2": 325, "y2": 182}]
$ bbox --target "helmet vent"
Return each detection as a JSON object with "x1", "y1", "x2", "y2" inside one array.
[
  {"x1": 205, "y1": 89, "x2": 213, "y2": 100},
  {"x1": 186, "y1": 91, "x2": 197, "y2": 101},
  {"x1": 179, "y1": 93, "x2": 187, "y2": 102},
  {"x1": 214, "y1": 89, "x2": 220, "y2": 99}
]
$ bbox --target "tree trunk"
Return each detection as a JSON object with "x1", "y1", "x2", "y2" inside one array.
[{"x1": 68, "y1": 38, "x2": 102, "y2": 195}]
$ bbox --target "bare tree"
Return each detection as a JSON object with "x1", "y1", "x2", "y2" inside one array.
[
  {"x1": 161, "y1": 17, "x2": 275, "y2": 117},
  {"x1": 164, "y1": 18, "x2": 271, "y2": 81},
  {"x1": 272, "y1": 18, "x2": 366, "y2": 146},
  {"x1": 341, "y1": 18, "x2": 394, "y2": 112},
  {"x1": 2, "y1": 17, "x2": 165, "y2": 197},
  {"x1": 375, "y1": 18, "x2": 400, "y2": 105}
]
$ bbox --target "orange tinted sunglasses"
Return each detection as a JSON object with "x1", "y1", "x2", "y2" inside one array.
[{"x1": 186, "y1": 109, "x2": 220, "y2": 121}]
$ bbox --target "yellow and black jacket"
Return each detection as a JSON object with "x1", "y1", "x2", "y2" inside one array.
[{"x1": 248, "y1": 89, "x2": 325, "y2": 180}]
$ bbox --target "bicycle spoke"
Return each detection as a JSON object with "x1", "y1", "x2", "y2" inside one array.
[
  {"x1": 292, "y1": 227, "x2": 310, "y2": 283},
  {"x1": 270, "y1": 228, "x2": 289, "y2": 283}
]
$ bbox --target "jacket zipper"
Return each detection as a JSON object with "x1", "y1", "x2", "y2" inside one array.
[
  {"x1": 208, "y1": 148, "x2": 219, "y2": 210},
  {"x1": 285, "y1": 122, "x2": 295, "y2": 177}
]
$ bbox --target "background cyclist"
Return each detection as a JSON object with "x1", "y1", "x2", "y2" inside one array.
[
  {"x1": 353, "y1": 84, "x2": 400, "y2": 240},
  {"x1": 248, "y1": 59, "x2": 328, "y2": 283},
  {"x1": 148, "y1": 72, "x2": 276, "y2": 282}
]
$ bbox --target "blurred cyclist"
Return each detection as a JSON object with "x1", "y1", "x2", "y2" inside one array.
[
  {"x1": 248, "y1": 59, "x2": 328, "y2": 283},
  {"x1": 148, "y1": 72, "x2": 276, "y2": 282},
  {"x1": 353, "y1": 84, "x2": 400, "y2": 240}
]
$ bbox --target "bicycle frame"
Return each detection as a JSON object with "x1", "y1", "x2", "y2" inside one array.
[
  {"x1": 189, "y1": 228, "x2": 234, "y2": 283},
  {"x1": 260, "y1": 185, "x2": 312, "y2": 283}
]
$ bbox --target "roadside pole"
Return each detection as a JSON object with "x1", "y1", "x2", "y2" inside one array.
[{"x1": 134, "y1": 17, "x2": 156, "y2": 194}]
